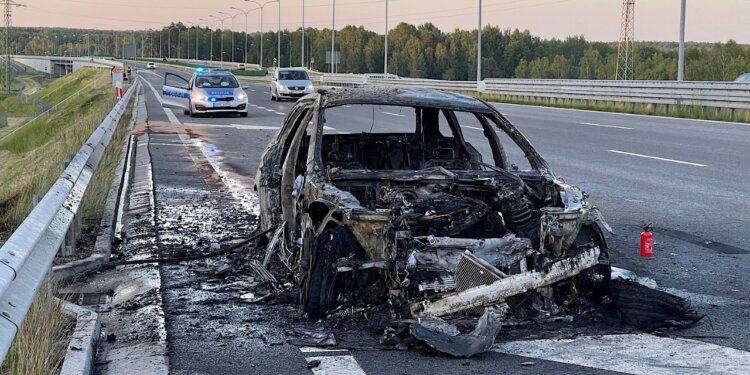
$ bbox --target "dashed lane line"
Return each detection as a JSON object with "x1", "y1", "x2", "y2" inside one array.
[
  {"x1": 305, "y1": 356, "x2": 367, "y2": 375},
  {"x1": 381, "y1": 111, "x2": 406, "y2": 117},
  {"x1": 164, "y1": 108, "x2": 180, "y2": 125},
  {"x1": 609, "y1": 149, "x2": 708, "y2": 167},
  {"x1": 493, "y1": 333, "x2": 750, "y2": 375},
  {"x1": 580, "y1": 122, "x2": 633, "y2": 130}
]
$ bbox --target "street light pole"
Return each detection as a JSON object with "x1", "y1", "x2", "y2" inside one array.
[
  {"x1": 678, "y1": 0, "x2": 686, "y2": 81},
  {"x1": 231, "y1": 7, "x2": 255, "y2": 66},
  {"x1": 331, "y1": 0, "x2": 336, "y2": 73},
  {"x1": 220, "y1": 11, "x2": 235, "y2": 63},
  {"x1": 477, "y1": 0, "x2": 482, "y2": 82},
  {"x1": 302, "y1": 0, "x2": 305, "y2": 67},
  {"x1": 247, "y1": 1, "x2": 279, "y2": 69},
  {"x1": 200, "y1": 18, "x2": 213, "y2": 61},
  {"x1": 384, "y1": 0, "x2": 388, "y2": 76},
  {"x1": 277, "y1": 1, "x2": 281, "y2": 68}
]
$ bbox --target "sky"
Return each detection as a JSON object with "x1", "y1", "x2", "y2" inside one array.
[{"x1": 13, "y1": 0, "x2": 750, "y2": 43}]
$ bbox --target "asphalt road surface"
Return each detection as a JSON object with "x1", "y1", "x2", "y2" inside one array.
[{"x1": 132, "y1": 63, "x2": 750, "y2": 375}]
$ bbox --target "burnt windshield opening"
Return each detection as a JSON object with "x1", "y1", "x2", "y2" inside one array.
[{"x1": 318, "y1": 104, "x2": 531, "y2": 172}]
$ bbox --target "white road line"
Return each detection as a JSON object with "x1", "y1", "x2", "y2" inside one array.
[
  {"x1": 257, "y1": 106, "x2": 267, "y2": 110},
  {"x1": 233, "y1": 124, "x2": 281, "y2": 130},
  {"x1": 580, "y1": 122, "x2": 633, "y2": 130},
  {"x1": 299, "y1": 347, "x2": 348, "y2": 353},
  {"x1": 381, "y1": 111, "x2": 405, "y2": 117},
  {"x1": 140, "y1": 77, "x2": 163, "y2": 105},
  {"x1": 609, "y1": 149, "x2": 708, "y2": 167},
  {"x1": 264, "y1": 108, "x2": 276, "y2": 112},
  {"x1": 493, "y1": 333, "x2": 750, "y2": 375},
  {"x1": 164, "y1": 108, "x2": 181, "y2": 125},
  {"x1": 461, "y1": 125, "x2": 484, "y2": 131},
  {"x1": 140, "y1": 76, "x2": 181, "y2": 124},
  {"x1": 275, "y1": 111, "x2": 285, "y2": 115},
  {"x1": 305, "y1": 355, "x2": 367, "y2": 375}
]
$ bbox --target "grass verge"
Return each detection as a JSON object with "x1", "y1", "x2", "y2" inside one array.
[
  {"x1": 0, "y1": 283, "x2": 73, "y2": 375},
  {"x1": 0, "y1": 68, "x2": 119, "y2": 238}
]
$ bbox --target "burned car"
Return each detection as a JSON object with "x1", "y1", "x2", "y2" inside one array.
[{"x1": 254, "y1": 87, "x2": 616, "y2": 325}]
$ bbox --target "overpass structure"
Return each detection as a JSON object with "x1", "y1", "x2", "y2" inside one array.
[{"x1": 10, "y1": 55, "x2": 123, "y2": 77}]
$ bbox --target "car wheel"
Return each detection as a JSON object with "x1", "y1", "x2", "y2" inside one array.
[
  {"x1": 300, "y1": 226, "x2": 345, "y2": 317},
  {"x1": 188, "y1": 100, "x2": 196, "y2": 117},
  {"x1": 240, "y1": 111, "x2": 248, "y2": 118}
]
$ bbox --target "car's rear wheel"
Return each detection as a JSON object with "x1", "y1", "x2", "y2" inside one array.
[{"x1": 300, "y1": 227, "x2": 345, "y2": 317}]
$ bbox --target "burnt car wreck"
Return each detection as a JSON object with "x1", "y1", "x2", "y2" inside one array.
[{"x1": 253, "y1": 87, "x2": 700, "y2": 356}]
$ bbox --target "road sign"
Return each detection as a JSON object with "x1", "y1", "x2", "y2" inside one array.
[
  {"x1": 123, "y1": 44, "x2": 137, "y2": 59},
  {"x1": 325, "y1": 51, "x2": 340, "y2": 65}
]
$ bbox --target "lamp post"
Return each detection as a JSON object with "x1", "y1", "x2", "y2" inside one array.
[
  {"x1": 477, "y1": 0, "x2": 482, "y2": 83},
  {"x1": 677, "y1": 0, "x2": 686, "y2": 81},
  {"x1": 331, "y1": 0, "x2": 335, "y2": 73},
  {"x1": 219, "y1": 11, "x2": 234, "y2": 62},
  {"x1": 200, "y1": 18, "x2": 214, "y2": 61},
  {"x1": 246, "y1": 0, "x2": 280, "y2": 68},
  {"x1": 211, "y1": 14, "x2": 231, "y2": 63},
  {"x1": 230, "y1": 6, "x2": 259, "y2": 65},
  {"x1": 301, "y1": 0, "x2": 305, "y2": 68},
  {"x1": 384, "y1": 0, "x2": 388, "y2": 76}
]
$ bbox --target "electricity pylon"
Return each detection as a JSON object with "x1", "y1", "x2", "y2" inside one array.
[
  {"x1": 615, "y1": 0, "x2": 635, "y2": 80},
  {"x1": 3, "y1": 0, "x2": 25, "y2": 94}
]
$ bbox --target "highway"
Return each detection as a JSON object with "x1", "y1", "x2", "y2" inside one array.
[{"x1": 133, "y1": 63, "x2": 750, "y2": 374}]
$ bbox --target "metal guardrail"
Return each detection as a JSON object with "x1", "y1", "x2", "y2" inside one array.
[
  {"x1": 0, "y1": 81, "x2": 139, "y2": 363},
  {"x1": 319, "y1": 74, "x2": 750, "y2": 111}
]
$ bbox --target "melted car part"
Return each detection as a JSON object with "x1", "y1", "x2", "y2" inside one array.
[{"x1": 411, "y1": 309, "x2": 502, "y2": 358}]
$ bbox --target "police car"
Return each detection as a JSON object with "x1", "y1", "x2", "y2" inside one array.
[{"x1": 162, "y1": 68, "x2": 249, "y2": 117}]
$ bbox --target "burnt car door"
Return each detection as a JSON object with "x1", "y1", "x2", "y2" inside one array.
[{"x1": 254, "y1": 98, "x2": 316, "y2": 232}]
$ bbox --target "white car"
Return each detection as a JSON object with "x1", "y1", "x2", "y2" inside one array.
[
  {"x1": 271, "y1": 67, "x2": 314, "y2": 101},
  {"x1": 162, "y1": 68, "x2": 249, "y2": 118},
  {"x1": 147, "y1": 62, "x2": 156, "y2": 70}
]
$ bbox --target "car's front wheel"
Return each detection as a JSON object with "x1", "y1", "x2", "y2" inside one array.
[{"x1": 300, "y1": 226, "x2": 346, "y2": 317}]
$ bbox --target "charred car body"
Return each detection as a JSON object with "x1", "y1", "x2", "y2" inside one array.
[{"x1": 255, "y1": 87, "x2": 617, "y2": 326}]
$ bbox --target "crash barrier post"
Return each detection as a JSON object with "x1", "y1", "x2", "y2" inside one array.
[
  {"x1": 0, "y1": 80, "x2": 139, "y2": 364},
  {"x1": 318, "y1": 74, "x2": 750, "y2": 113}
]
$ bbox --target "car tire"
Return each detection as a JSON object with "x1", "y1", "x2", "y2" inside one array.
[
  {"x1": 188, "y1": 101, "x2": 195, "y2": 117},
  {"x1": 300, "y1": 227, "x2": 345, "y2": 317},
  {"x1": 240, "y1": 112, "x2": 248, "y2": 118}
]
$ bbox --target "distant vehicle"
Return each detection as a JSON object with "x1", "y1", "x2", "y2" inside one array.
[
  {"x1": 271, "y1": 67, "x2": 314, "y2": 101},
  {"x1": 147, "y1": 62, "x2": 156, "y2": 70},
  {"x1": 161, "y1": 68, "x2": 249, "y2": 118},
  {"x1": 238, "y1": 63, "x2": 246, "y2": 71},
  {"x1": 733, "y1": 73, "x2": 750, "y2": 83}
]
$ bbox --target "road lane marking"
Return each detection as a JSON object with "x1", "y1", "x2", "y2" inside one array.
[
  {"x1": 164, "y1": 108, "x2": 181, "y2": 125},
  {"x1": 233, "y1": 124, "x2": 282, "y2": 130},
  {"x1": 381, "y1": 111, "x2": 405, "y2": 117},
  {"x1": 461, "y1": 125, "x2": 484, "y2": 131},
  {"x1": 305, "y1": 355, "x2": 367, "y2": 375},
  {"x1": 493, "y1": 333, "x2": 750, "y2": 375},
  {"x1": 275, "y1": 111, "x2": 285, "y2": 115},
  {"x1": 141, "y1": 76, "x2": 181, "y2": 124},
  {"x1": 608, "y1": 150, "x2": 708, "y2": 167},
  {"x1": 580, "y1": 122, "x2": 633, "y2": 130},
  {"x1": 299, "y1": 347, "x2": 348, "y2": 353},
  {"x1": 140, "y1": 77, "x2": 163, "y2": 105}
]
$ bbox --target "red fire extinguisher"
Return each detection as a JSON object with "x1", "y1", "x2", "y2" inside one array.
[{"x1": 640, "y1": 224, "x2": 654, "y2": 258}]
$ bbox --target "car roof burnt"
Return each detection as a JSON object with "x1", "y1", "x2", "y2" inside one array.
[{"x1": 320, "y1": 87, "x2": 493, "y2": 113}]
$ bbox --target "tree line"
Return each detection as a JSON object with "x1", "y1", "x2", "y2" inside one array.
[{"x1": 9, "y1": 23, "x2": 750, "y2": 81}]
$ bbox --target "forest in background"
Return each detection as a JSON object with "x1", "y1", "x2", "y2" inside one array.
[{"x1": 9, "y1": 22, "x2": 750, "y2": 81}]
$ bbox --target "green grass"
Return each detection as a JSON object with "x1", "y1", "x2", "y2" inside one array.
[
  {"x1": 0, "y1": 94, "x2": 38, "y2": 117},
  {"x1": 0, "y1": 68, "x2": 123, "y2": 236},
  {"x1": 0, "y1": 282, "x2": 72, "y2": 375}
]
